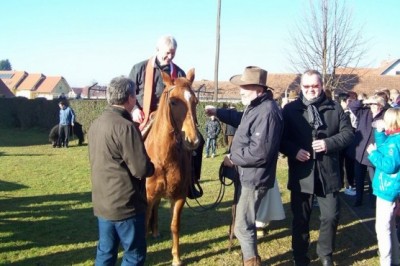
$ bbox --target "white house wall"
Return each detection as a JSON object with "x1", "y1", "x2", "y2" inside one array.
[
  {"x1": 382, "y1": 61, "x2": 400, "y2": 75},
  {"x1": 16, "y1": 90, "x2": 32, "y2": 99}
]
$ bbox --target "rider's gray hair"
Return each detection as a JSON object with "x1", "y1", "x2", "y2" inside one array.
[{"x1": 156, "y1": 35, "x2": 177, "y2": 50}]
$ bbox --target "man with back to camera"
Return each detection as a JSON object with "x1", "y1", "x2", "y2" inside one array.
[
  {"x1": 280, "y1": 70, "x2": 354, "y2": 266},
  {"x1": 89, "y1": 76, "x2": 154, "y2": 265}
]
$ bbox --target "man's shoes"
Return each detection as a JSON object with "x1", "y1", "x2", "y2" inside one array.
[
  {"x1": 204, "y1": 155, "x2": 209, "y2": 159},
  {"x1": 319, "y1": 256, "x2": 333, "y2": 266},
  {"x1": 211, "y1": 153, "x2": 215, "y2": 158},
  {"x1": 293, "y1": 260, "x2": 309, "y2": 266},
  {"x1": 244, "y1": 255, "x2": 262, "y2": 266},
  {"x1": 344, "y1": 187, "x2": 356, "y2": 196}
]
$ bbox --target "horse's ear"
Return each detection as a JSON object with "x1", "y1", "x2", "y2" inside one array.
[
  {"x1": 161, "y1": 71, "x2": 173, "y2": 86},
  {"x1": 186, "y1": 68, "x2": 195, "y2": 83}
]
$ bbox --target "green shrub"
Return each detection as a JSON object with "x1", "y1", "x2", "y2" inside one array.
[{"x1": 0, "y1": 97, "x2": 241, "y2": 149}]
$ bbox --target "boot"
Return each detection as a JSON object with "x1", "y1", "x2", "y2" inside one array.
[
  {"x1": 187, "y1": 182, "x2": 203, "y2": 199},
  {"x1": 243, "y1": 255, "x2": 262, "y2": 266},
  {"x1": 187, "y1": 133, "x2": 204, "y2": 199}
]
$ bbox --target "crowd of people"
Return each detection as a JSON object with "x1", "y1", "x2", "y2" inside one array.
[{"x1": 87, "y1": 34, "x2": 400, "y2": 266}]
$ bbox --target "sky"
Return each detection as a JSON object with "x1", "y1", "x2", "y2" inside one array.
[{"x1": 2, "y1": 0, "x2": 399, "y2": 87}]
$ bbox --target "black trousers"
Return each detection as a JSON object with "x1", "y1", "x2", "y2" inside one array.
[
  {"x1": 57, "y1": 125, "x2": 70, "y2": 147},
  {"x1": 291, "y1": 190, "x2": 340, "y2": 265},
  {"x1": 354, "y1": 161, "x2": 375, "y2": 204}
]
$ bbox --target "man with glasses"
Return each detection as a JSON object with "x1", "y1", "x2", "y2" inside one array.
[{"x1": 280, "y1": 70, "x2": 354, "y2": 266}]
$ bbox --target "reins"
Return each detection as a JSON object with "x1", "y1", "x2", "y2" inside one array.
[
  {"x1": 165, "y1": 85, "x2": 231, "y2": 213},
  {"x1": 185, "y1": 160, "x2": 237, "y2": 213}
]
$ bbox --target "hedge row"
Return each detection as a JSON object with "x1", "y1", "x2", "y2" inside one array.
[{"x1": 0, "y1": 98, "x2": 241, "y2": 148}]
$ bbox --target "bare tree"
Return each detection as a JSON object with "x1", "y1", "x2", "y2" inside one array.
[{"x1": 287, "y1": 0, "x2": 369, "y2": 94}]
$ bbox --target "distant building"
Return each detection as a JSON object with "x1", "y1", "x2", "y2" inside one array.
[
  {"x1": 34, "y1": 76, "x2": 72, "y2": 100},
  {"x1": 0, "y1": 79, "x2": 14, "y2": 98},
  {"x1": 0, "y1": 70, "x2": 28, "y2": 93},
  {"x1": 80, "y1": 83, "x2": 106, "y2": 99},
  {"x1": 0, "y1": 70, "x2": 72, "y2": 99},
  {"x1": 194, "y1": 59, "x2": 400, "y2": 102}
]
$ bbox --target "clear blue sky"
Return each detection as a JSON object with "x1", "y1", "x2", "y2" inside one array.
[{"x1": 2, "y1": 0, "x2": 399, "y2": 87}]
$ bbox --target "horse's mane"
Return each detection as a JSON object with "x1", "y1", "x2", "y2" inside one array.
[{"x1": 147, "y1": 88, "x2": 173, "y2": 144}]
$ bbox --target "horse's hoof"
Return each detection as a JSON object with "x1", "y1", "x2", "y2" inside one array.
[{"x1": 172, "y1": 261, "x2": 184, "y2": 266}]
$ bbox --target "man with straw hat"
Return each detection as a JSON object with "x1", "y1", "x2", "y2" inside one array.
[{"x1": 206, "y1": 66, "x2": 283, "y2": 266}]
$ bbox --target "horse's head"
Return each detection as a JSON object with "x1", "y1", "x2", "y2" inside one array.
[{"x1": 159, "y1": 68, "x2": 200, "y2": 151}]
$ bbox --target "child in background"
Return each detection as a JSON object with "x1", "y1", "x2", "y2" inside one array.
[
  {"x1": 367, "y1": 108, "x2": 400, "y2": 266},
  {"x1": 204, "y1": 115, "x2": 221, "y2": 158}
]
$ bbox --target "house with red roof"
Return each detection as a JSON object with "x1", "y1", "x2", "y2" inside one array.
[
  {"x1": 15, "y1": 73, "x2": 46, "y2": 98},
  {"x1": 34, "y1": 76, "x2": 71, "y2": 100},
  {"x1": 0, "y1": 71, "x2": 72, "y2": 99},
  {"x1": 0, "y1": 79, "x2": 14, "y2": 98},
  {"x1": 195, "y1": 59, "x2": 400, "y2": 101},
  {"x1": 0, "y1": 70, "x2": 28, "y2": 94}
]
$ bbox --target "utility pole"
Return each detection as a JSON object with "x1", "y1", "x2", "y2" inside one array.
[{"x1": 213, "y1": 0, "x2": 221, "y2": 102}]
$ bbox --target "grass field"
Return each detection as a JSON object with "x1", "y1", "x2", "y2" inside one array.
[{"x1": 0, "y1": 127, "x2": 380, "y2": 265}]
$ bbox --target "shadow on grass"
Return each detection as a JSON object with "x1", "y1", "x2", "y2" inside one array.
[
  {"x1": 0, "y1": 179, "x2": 29, "y2": 192},
  {"x1": 0, "y1": 176, "x2": 379, "y2": 265},
  {"x1": 0, "y1": 192, "x2": 96, "y2": 264},
  {"x1": 256, "y1": 195, "x2": 378, "y2": 266},
  {"x1": 0, "y1": 127, "x2": 49, "y2": 147}
]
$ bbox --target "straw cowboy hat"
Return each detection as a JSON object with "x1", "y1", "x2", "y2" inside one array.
[
  {"x1": 288, "y1": 90, "x2": 299, "y2": 99},
  {"x1": 230, "y1": 66, "x2": 272, "y2": 90},
  {"x1": 364, "y1": 95, "x2": 386, "y2": 106}
]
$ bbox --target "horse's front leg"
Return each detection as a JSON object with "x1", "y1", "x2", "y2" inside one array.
[
  {"x1": 146, "y1": 196, "x2": 161, "y2": 238},
  {"x1": 150, "y1": 198, "x2": 161, "y2": 238},
  {"x1": 170, "y1": 198, "x2": 185, "y2": 266}
]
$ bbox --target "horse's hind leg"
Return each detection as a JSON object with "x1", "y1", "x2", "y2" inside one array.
[{"x1": 170, "y1": 198, "x2": 185, "y2": 266}]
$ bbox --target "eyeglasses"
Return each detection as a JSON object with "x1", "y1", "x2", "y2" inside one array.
[{"x1": 302, "y1": 84, "x2": 320, "y2": 89}]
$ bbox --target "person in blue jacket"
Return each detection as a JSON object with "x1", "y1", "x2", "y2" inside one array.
[
  {"x1": 367, "y1": 107, "x2": 400, "y2": 266},
  {"x1": 57, "y1": 99, "x2": 75, "y2": 148}
]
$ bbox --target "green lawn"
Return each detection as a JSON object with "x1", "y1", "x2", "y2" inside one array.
[{"x1": 0, "y1": 127, "x2": 379, "y2": 265}]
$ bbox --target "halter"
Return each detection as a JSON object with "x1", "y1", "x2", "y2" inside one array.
[{"x1": 164, "y1": 85, "x2": 184, "y2": 147}]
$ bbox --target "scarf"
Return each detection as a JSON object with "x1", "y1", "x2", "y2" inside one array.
[
  {"x1": 385, "y1": 128, "x2": 400, "y2": 135},
  {"x1": 155, "y1": 58, "x2": 177, "y2": 79},
  {"x1": 300, "y1": 92, "x2": 325, "y2": 130}
]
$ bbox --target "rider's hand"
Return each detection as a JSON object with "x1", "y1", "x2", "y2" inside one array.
[{"x1": 132, "y1": 108, "x2": 144, "y2": 123}]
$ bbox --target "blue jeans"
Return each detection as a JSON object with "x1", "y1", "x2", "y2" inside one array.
[
  {"x1": 95, "y1": 213, "x2": 146, "y2": 266},
  {"x1": 205, "y1": 138, "x2": 216, "y2": 156},
  {"x1": 234, "y1": 184, "x2": 268, "y2": 260}
]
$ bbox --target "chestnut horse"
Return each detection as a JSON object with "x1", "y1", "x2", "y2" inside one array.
[{"x1": 145, "y1": 68, "x2": 200, "y2": 266}]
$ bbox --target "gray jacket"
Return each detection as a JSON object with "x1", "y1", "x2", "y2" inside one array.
[
  {"x1": 217, "y1": 93, "x2": 283, "y2": 189},
  {"x1": 89, "y1": 106, "x2": 154, "y2": 220}
]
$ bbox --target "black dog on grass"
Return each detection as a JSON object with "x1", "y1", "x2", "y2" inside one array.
[{"x1": 49, "y1": 122, "x2": 84, "y2": 147}]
